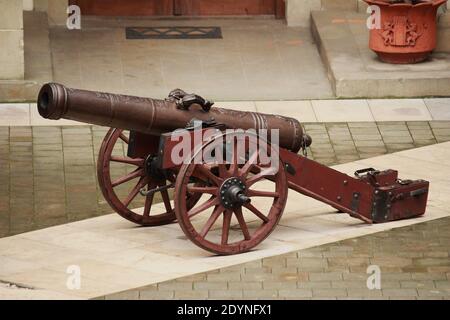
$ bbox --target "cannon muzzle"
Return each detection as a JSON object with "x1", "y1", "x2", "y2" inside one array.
[{"x1": 38, "y1": 83, "x2": 306, "y2": 152}]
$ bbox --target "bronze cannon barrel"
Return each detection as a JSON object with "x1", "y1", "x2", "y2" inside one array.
[{"x1": 37, "y1": 83, "x2": 305, "y2": 152}]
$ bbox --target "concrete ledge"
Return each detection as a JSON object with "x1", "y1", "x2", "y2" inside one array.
[
  {"x1": 0, "y1": 80, "x2": 39, "y2": 102},
  {"x1": 1, "y1": 142, "x2": 450, "y2": 299},
  {"x1": 311, "y1": 11, "x2": 450, "y2": 98}
]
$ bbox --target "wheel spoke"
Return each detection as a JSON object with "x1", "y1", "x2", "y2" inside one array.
[
  {"x1": 228, "y1": 138, "x2": 239, "y2": 176},
  {"x1": 119, "y1": 132, "x2": 129, "y2": 144},
  {"x1": 234, "y1": 207, "x2": 251, "y2": 240},
  {"x1": 143, "y1": 189, "x2": 155, "y2": 217},
  {"x1": 246, "y1": 166, "x2": 278, "y2": 187},
  {"x1": 239, "y1": 150, "x2": 258, "y2": 178},
  {"x1": 111, "y1": 155, "x2": 144, "y2": 167},
  {"x1": 111, "y1": 168, "x2": 144, "y2": 187},
  {"x1": 195, "y1": 165, "x2": 223, "y2": 186},
  {"x1": 213, "y1": 147, "x2": 228, "y2": 178},
  {"x1": 199, "y1": 205, "x2": 224, "y2": 238},
  {"x1": 221, "y1": 210, "x2": 232, "y2": 245},
  {"x1": 187, "y1": 186, "x2": 218, "y2": 195},
  {"x1": 124, "y1": 176, "x2": 148, "y2": 207},
  {"x1": 160, "y1": 188, "x2": 173, "y2": 213},
  {"x1": 218, "y1": 164, "x2": 228, "y2": 179},
  {"x1": 247, "y1": 189, "x2": 279, "y2": 198},
  {"x1": 244, "y1": 203, "x2": 269, "y2": 223},
  {"x1": 188, "y1": 196, "x2": 220, "y2": 218}
]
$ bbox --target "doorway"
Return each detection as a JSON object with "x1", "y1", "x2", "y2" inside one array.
[{"x1": 69, "y1": 0, "x2": 285, "y2": 18}]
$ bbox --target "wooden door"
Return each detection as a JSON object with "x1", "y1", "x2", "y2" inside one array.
[
  {"x1": 69, "y1": 0, "x2": 173, "y2": 16},
  {"x1": 173, "y1": 0, "x2": 278, "y2": 16},
  {"x1": 69, "y1": 0, "x2": 285, "y2": 18}
]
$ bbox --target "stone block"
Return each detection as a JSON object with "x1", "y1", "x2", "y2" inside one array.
[
  {"x1": 47, "y1": 0, "x2": 68, "y2": 26},
  {"x1": 0, "y1": 0, "x2": 23, "y2": 29},
  {"x1": 287, "y1": 0, "x2": 321, "y2": 27},
  {"x1": 322, "y1": 0, "x2": 357, "y2": 11},
  {"x1": 357, "y1": 0, "x2": 369, "y2": 13},
  {"x1": 0, "y1": 31, "x2": 24, "y2": 80}
]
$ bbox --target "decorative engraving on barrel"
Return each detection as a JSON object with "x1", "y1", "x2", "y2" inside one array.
[{"x1": 94, "y1": 91, "x2": 165, "y2": 105}]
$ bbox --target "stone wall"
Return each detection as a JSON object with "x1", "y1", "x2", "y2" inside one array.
[
  {"x1": 0, "y1": 0, "x2": 24, "y2": 80},
  {"x1": 32, "y1": 0, "x2": 68, "y2": 26}
]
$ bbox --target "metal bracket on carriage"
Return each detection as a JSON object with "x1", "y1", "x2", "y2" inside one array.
[{"x1": 299, "y1": 134, "x2": 312, "y2": 157}]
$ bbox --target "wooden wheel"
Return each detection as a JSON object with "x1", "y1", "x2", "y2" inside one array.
[
  {"x1": 97, "y1": 128, "x2": 201, "y2": 226},
  {"x1": 174, "y1": 131, "x2": 288, "y2": 255}
]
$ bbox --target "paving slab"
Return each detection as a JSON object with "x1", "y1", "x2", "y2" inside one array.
[
  {"x1": 0, "y1": 142, "x2": 449, "y2": 299},
  {"x1": 369, "y1": 100, "x2": 432, "y2": 122},
  {"x1": 255, "y1": 101, "x2": 317, "y2": 122},
  {"x1": 0, "y1": 104, "x2": 30, "y2": 126},
  {"x1": 425, "y1": 98, "x2": 450, "y2": 120},
  {"x1": 312, "y1": 100, "x2": 373, "y2": 122}
]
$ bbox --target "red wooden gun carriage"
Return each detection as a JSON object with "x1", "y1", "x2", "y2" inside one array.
[{"x1": 38, "y1": 83, "x2": 429, "y2": 255}]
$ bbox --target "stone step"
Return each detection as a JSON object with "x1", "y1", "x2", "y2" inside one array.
[{"x1": 311, "y1": 10, "x2": 450, "y2": 98}]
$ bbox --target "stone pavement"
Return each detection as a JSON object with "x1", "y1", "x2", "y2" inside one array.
[
  {"x1": 48, "y1": 17, "x2": 333, "y2": 101},
  {"x1": 104, "y1": 216, "x2": 450, "y2": 300},
  {"x1": 1, "y1": 121, "x2": 449, "y2": 238},
  {"x1": 1, "y1": 141, "x2": 449, "y2": 299}
]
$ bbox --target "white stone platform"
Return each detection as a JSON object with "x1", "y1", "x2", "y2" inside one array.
[{"x1": 1, "y1": 142, "x2": 450, "y2": 299}]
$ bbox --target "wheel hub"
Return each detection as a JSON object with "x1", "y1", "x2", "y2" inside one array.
[
  {"x1": 144, "y1": 155, "x2": 166, "y2": 181},
  {"x1": 219, "y1": 177, "x2": 250, "y2": 209}
]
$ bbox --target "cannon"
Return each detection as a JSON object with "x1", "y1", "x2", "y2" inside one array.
[{"x1": 37, "y1": 83, "x2": 430, "y2": 255}]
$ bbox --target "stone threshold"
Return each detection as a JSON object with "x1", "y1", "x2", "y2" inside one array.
[
  {"x1": 0, "y1": 142, "x2": 449, "y2": 299},
  {"x1": 0, "y1": 98, "x2": 449, "y2": 127}
]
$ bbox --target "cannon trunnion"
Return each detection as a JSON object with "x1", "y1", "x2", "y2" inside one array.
[{"x1": 37, "y1": 83, "x2": 430, "y2": 255}]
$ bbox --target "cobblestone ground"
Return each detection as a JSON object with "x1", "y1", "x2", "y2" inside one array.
[
  {"x1": 103, "y1": 217, "x2": 450, "y2": 300},
  {"x1": 0, "y1": 121, "x2": 449, "y2": 237}
]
